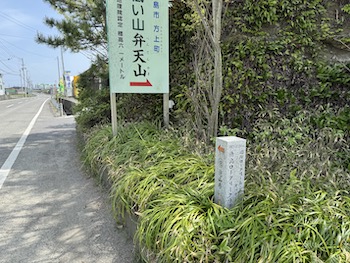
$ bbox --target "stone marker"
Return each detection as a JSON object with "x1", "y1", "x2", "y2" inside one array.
[{"x1": 214, "y1": 136, "x2": 246, "y2": 209}]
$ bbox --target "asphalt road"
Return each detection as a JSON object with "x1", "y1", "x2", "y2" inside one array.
[{"x1": 0, "y1": 94, "x2": 134, "y2": 263}]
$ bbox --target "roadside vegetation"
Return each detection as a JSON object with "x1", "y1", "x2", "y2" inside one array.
[
  {"x1": 80, "y1": 104, "x2": 350, "y2": 262},
  {"x1": 39, "y1": 0, "x2": 350, "y2": 262}
]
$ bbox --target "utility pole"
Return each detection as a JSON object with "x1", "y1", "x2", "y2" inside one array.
[
  {"x1": 58, "y1": 53, "x2": 64, "y2": 116},
  {"x1": 60, "y1": 47, "x2": 66, "y2": 96},
  {"x1": 19, "y1": 69, "x2": 23, "y2": 92},
  {"x1": 26, "y1": 69, "x2": 30, "y2": 90},
  {"x1": 57, "y1": 56, "x2": 61, "y2": 97},
  {"x1": 21, "y1": 58, "x2": 27, "y2": 97},
  {"x1": 57, "y1": 56, "x2": 61, "y2": 84}
]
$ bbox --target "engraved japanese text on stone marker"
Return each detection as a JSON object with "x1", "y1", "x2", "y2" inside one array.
[{"x1": 214, "y1": 136, "x2": 246, "y2": 209}]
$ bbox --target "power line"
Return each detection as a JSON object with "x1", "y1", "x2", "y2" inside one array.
[
  {"x1": 0, "y1": 60, "x2": 17, "y2": 73},
  {"x1": 0, "y1": 33, "x2": 34, "y2": 40},
  {"x1": 0, "y1": 40, "x2": 14, "y2": 57},
  {"x1": 0, "y1": 10, "x2": 37, "y2": 33},
  {"x1": 0, "y1": 67, "x2": 19, "y2": 75},
  {"x1": 0, "y1": 38, "x2": 55, "y2": 59}
]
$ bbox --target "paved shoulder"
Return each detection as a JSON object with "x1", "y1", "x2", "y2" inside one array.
[{"x1": 0, "y1": 98, "x2": 135, "y2": 263}]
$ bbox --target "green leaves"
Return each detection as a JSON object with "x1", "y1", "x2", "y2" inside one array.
[
  {"x1": 37, "y1": 0, "x2": 107, "y2": 56},
  {"x1": 80, "y1": 115, "x2": 350, "y2": 262}
]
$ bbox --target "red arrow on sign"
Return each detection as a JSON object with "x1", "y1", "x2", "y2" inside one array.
[{"x1": 130, "y1": 79, "x2": 152, "y2": 87}]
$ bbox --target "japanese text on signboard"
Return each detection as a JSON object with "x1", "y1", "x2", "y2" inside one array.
[{"x1": 106, "y1": 0, "x2": 169, "y2": 93}]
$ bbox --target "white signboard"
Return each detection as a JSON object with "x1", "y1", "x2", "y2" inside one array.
[
  {"x1": 106, "y1": 0, "x2": 169, "y2": 93},
  {"x1": 64, "y1": 71, "x2": 73, "y2": 97}
]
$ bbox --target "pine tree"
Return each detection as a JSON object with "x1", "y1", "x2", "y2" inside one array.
[{"x1": 36, "y1": 0, "x2": 107, "y2": 59}]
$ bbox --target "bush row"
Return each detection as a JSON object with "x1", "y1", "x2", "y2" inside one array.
[{"x1": 81, "y1": 105, "x2": 350, "y2": 262}]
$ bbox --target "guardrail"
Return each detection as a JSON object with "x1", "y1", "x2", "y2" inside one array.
[{"x1": 51, "y1": 97, "x2": 77, "y2": 116}]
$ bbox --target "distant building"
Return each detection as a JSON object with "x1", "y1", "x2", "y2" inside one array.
[{"x1": 0, "y1": 73, "x2": 4, "y2": 96}]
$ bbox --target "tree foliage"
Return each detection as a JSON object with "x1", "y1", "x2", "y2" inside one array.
[
  {"x1": 171, "y1": 0, "x2": 350, "y2": 134},
  {"x1": 217, "y1": 0, "x2": 350, "y2": 132},
  {"x1": 36, "y1": 0, "x2": 107, "y2": 58},
  {"x1": 40, "y1": 0, "x2": 350, "y2": 140}
]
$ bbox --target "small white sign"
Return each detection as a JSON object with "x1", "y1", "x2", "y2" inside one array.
[{"x1": 214, "y1": 136, "x2": 246, "y2": 209}]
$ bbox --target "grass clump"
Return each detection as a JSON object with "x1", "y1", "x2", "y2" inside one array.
[{"x1": 81, "y1": 108, "x2": 350, "y2": 262}]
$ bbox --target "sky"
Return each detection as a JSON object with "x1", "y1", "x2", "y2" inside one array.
[{"x1": 0, "y1": 0, "x2": 92, "y2": 88}]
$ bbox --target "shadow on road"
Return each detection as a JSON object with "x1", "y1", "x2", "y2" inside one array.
[{"x1": 0, "y1": 120, "x2": 134, "y2": 263}]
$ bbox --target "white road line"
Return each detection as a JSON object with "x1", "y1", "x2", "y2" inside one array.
[
  {"x1": 6, "y1": 104, "x2": 14, "y2": 108},
  {"x1": 0, "y1": 98, "x2": 49, "y2": 189}
]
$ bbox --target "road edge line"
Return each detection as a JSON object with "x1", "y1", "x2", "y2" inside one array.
[{"x1": 0, "y1": 98, "x2": 50, "y2": 189}]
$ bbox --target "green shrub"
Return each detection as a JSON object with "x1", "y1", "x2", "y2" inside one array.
[
  {"x1": 74, "y1": 87, "x2": 111, "y2": 131},
  {"x1": 81, "y1": 110, "x2": 350, "y2": 262}
]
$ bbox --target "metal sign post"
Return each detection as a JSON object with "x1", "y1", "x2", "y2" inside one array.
[
  {"x1": 110, "y1": 92, "x2": 118, "y2": 136},
  {"x1": 163, "y1": 93, "x2": 169, "y2": 128}
]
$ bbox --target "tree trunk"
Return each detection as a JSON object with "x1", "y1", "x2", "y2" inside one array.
[
  {"x1": 191, "y1": 0, "x2": 223, "y2": 141},
  {"x1": 210, "y1": 0, "x2": 223, "y2": 138}
]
